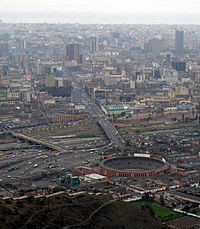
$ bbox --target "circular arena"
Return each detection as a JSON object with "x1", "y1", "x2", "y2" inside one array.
[{"x1": 97, "y1": 154, "x2": 169, "y2": 177}]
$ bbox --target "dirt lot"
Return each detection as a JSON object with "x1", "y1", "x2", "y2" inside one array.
[
  {"x1": 166, "y1": 216, "x2": 200, "y2": 229},
  {"x1": 17, "y1": 120, "x2": 107, "y2": 150}
]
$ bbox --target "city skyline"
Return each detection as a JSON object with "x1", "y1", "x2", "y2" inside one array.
[{"x1": 0, "y1": 15, "x2": 200, "y2": 229}]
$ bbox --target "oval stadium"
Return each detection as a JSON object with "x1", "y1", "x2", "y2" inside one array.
[{"x1": 96, "y1": 154, "x2": 169, "y2": 177}]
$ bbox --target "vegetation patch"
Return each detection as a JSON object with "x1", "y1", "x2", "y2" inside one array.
[{"x1": 132, "y1": 200, "x2": 184, "y2": 222}]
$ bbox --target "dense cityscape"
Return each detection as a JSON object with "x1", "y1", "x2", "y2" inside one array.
[{"x1": 0, "y1": 21, "x2": 200, "y2": 228}]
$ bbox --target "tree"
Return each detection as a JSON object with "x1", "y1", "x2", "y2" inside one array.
[
  {"x1": 143, "y1": 192, "x2": 150, "y2": 201},
  {"x1": 141, "y1": 205, "x2": 155, "y2": 218},
  {"x1": 172, "y1": 202, "x2": 176, "y2": 208},
  {"x1": 160, "y1": 194, "x2": 165, "y2": 205}
]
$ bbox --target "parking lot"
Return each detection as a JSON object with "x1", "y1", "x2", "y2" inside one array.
[{"x1": 0, "y1": 133, "x2": 102, "y2": 193}]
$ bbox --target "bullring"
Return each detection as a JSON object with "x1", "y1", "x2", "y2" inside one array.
[{"x1": 97, "y1": 154, "x2": 169, "y2": 177}]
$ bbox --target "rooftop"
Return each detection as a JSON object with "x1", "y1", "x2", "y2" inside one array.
[{"x1": 105, "y1": 105, "x2": 128, "y2": 111}]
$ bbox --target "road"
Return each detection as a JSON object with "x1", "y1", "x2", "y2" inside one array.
[
  {"x1": 70, "y1": 76, "x2": 125, "y2": 149},
  {"x1": 0, "y1": 147, "x2": 100, "y2": 186}
]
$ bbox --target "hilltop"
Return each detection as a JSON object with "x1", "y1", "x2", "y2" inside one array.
[{"x1": 0, "y1": 193, "x2": 168, "y2": 229}]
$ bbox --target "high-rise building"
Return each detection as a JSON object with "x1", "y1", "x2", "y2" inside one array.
[
  {"x1": 110, "y1": 32, "x2": 120, "y2": 45},
  {"x1": 189, "y1": 39, "x2": 197, "y2": 51},
  {"x1": 0, "y1": 42, "x2": 9, "y2": 57},
  {"x1": 94, "y1": 89, "x2": 106, "y2": 99},
  {"x1": 172, "y1": 61, "x2": 186, "y2": 72},
  {"x1": 71, "y1": 87, "x2": 82, "y2": 104},
  {"x1": 89, "y1": 37, "x2": 99, "y2": 53},
  {"x1": 66, "y1": 43, "x2": 82, "y2": 64},
  {"x1": 175, "y1": 30, "x2": 184, "y2": 54},
  {"x1": 195, "y1": 73, "x2": 200, "y2": 83},
  {"x1": 45, "y1": 75, "x2": 56, "y2": 87},
  {"x1": 0, "y1": 33, "x2": 9, "y2": 41},
  {"x1": 144, "y1": 38, "x2": 166, "y2": 56},
  {"x1": 0, "y1": 65, "x2": 8, "y2": 76},
  {"x1": 154, "y1": 69, "x2": 161, "y2": 78}
]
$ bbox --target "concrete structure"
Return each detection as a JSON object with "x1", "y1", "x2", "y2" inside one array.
[
  {"x1": 45, "y1": 75, "x2": 56, "y2": 87},
  {"x1": 97, "y1": 155, "x2": 169, "y2": 177},
  {"x1": 89, "y1": 37, "x2": 99, "y2": 53},
  {"x1": 49, "y1": 114, "x2": 83, "y2": 123},
  {"x1": 56, "y1": 173, "x2": 80, "y2": 187},
  {"x1": 172, "y1": 61, "x2": 186, "y2": 72},
  {"x1": 0, "y1": 42, "x2": 9, "y2": 57},
  {"x1": 102, "y1": 105, "x2": 129, "y2": 116},
  {"x1": 94, "y1": 89, "x2": 106, "y2": 100},
  {"x1": 66, "y1": 43, "x2": 82, "y2": 64},
  {"x1": 144, "y1": 38, "x2": 166, "y2": 56},
  {"x1": 175, "y1": 30, "x2": 184, "y2": 54},
  {"x1": 71, "y1": 87, "x2": 82, "y2": 104}
]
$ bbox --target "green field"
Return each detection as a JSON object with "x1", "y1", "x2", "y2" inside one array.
[
  {"x1": 132, "y1": 200, "x2": 184, "y2": 222},
  {"x1": 119, "y1": 125, "x2": 145, "y2": 131}
]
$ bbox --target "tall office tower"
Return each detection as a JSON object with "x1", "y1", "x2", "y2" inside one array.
[
  {"x1": 110, "y1": 32, "x2": 120, "y2": 45},
  {"x1": 89, "y1": 37, "x2": 99, "y2": 53},
  {"x1": 66, "y1": 43, "x2": 82, "y2": 64},
  {"x1": 175, "y1": 30, "x2": 184, "y2": 54},
  {"x1": 144, "y1": 38, "x2": 166, "y2": 56}
]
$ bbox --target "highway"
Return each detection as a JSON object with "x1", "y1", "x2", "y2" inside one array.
[{"x1": 70, "y1": 78, "x2": 125, "y2": 149}]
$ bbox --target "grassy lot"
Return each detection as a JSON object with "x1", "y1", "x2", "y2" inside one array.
[
  {"x1": 119, "y1": 122, "x2": 200, "y2": 134},
  {"x1": 17, "y1": 121, "x2": 106, "y2": 149},
  {"x1": 118, "y1": 123, "x2": 165, "y2": 132},
  {"x1": 132, "y1": 200, "x2": 184, "y2": 222},
  {"x1": 119, "y1": 125, "x2": 145, "y2": 131},
  {"x1": 19, "y1": 121, "x2": 104, "y2": 138},
  {"x1": 121, "y1": 123, "x2": 200, "y2": 136}
]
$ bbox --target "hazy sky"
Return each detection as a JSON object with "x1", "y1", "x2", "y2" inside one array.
[
  {"x1": 1, "y1": 0, "x2": 200, "y2": 14},
  {"x1": 1, "y1": 0, "x2": 200, "y2": 23}
]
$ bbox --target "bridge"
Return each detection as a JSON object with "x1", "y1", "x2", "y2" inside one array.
[{"x1": 10, "y1": 132, "x2": 64, "y2": 152}]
